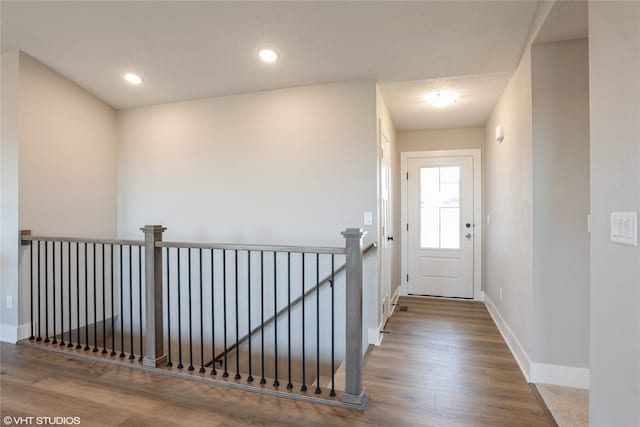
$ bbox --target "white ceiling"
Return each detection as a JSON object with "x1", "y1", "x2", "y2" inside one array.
[
  {"x1": 1, "y1": 1, "x2": 538, "y2": 130},
  {"x1": 379, "y1": 72, "x2": 512, "y2": 131}
]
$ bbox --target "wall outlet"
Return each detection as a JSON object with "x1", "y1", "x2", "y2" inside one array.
[
  {"x1": 6, "y1": 295, "x2": 12, "y2": 309},
  {"x1": 499, "y1": 288, "x2": 503, "y2": 301}
]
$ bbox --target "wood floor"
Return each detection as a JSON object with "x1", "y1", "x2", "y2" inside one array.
[{"x1": 0, "y1": 297, "x2": 554, "y2": 426}]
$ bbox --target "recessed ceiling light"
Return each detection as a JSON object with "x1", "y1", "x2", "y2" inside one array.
[
  {"x1": 123, "y1": 73, "x2": 143, "y2": 85},
  {"x1": 258, "y1": 48, "x2": 279, "y2": 63},
  {"x1": 424, "y1": 90, "x2": 458, "y2": 108}
]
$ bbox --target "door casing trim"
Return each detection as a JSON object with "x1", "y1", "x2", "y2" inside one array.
[{"x1": 400, "y1": 149, "x2": 482, "y2": 301}]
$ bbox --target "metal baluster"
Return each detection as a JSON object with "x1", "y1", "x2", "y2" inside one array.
[
  {"x1": 29, "y1": 241, "x2": 34, "y2": 340},
  {"x1": 199, "y1": 248, "x2": 205, "y2": 373},
  {"x1": 330, "y1": 254, "x2": 336, "y2": 396},
  {"x1": 247, "y1": 250, "x2": 253, "y2": 383},
  {"x1": 273, "y1": 252, "x2": 279, "y2": 387},
  {"x1": 45, "y1": 241, "x2": 50, "y2": 343},
  {"x1": 286, "y1": 252, "x2": 292, "y2": 389},
  {"x1": 110, "y1": 245, "x2": 116, "y2": 356},
  {"x1": 102, "y1": 244, "x2": 107, "y2": 353},
  {"x1": 75, "y1": 243, "x2": 81, "y2": 349},
  {"x1": 234, "y1": 250, "x2": 241, "y2": 380},
  {"x1": 52, "y1": 241, "x2": 58, "y2": 345},
  {"x1": 139, "y1": 246, "x2": 143, "y2": 361},
  {"x1": 119, "y1": 245, "x2": 125, "y2": 357},
  {"x1": 222, "y1": 250, "x2": 228, "y2": 378},
  {"x1": 37, "y1": 241, "x2": 42, "y2": 342},
  {"x1": 315, "y1": 253, "x2": 321, "y2": 394},
  {"x1": 260, "y1": 251, "x2": 266, "y2": 385},
  {"x1": 84, "y1": 243, "x2": 89, "y2": 350},
  {"x1": 301, "y1": 253, "x2": 307, "y2": 392},
  {"x1": 177, "y1": 248, "x2": 183, "y2": 369},
  {"x1": 166, "y1": 247, "x2": 173, "y2": 367},
  {"x1": 210, "y1": 249, "x2": 216, "y2": 375},
  {"x1": 67, "y1": 242, "x2": 73, "y2": 347},
  {"x1": 59, "y1": 242, "x2": 65, "y2": 346},
  {"x1": 187, "y1": 248, "x2": 194, "y2": 371},
  {"x1": 93, "y1": 243, "x2": 98, "y2": 352},
  {"x1": 129, "y1": 245, "x2": 135, "y2": 359}
]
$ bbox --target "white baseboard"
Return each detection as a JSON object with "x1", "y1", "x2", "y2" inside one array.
[
  {"x1": 368, "y1": 326, "x2": 383, "y2": 346},
  {"x1": 17, "y1": 322, "x2": 31, "y2": 340},
  {"x1": 484, "y1": 292, "x2": 590, "y2": 389},
  {"x1": 483, "y1": 293, "x2": 532, "y2": 382},
  {"x1": 531, "y1": 363, "x2": 590, "y2": 389},
  {"x1": 0, "y1": 323, "x2": 18, "y2": 343},
  {"x1": 390, "y1": 287, "x2": 400, "y2": 314}
]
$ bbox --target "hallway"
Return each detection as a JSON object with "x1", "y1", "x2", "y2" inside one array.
[{"x1": 0, "y1": 297, "x2": 553, "y2": 426}]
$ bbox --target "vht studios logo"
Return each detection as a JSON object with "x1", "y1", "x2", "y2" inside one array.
[{"x1": 3, "y1": 416, "x2": 81, "y2": 425}]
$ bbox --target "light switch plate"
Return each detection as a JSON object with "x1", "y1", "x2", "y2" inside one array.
[
  {"x1": 364, "y1": 211, "x2": 373, "y2": 226},
  {"x1": 611, "y1": 212, "x2": 638, "y2": 246}
]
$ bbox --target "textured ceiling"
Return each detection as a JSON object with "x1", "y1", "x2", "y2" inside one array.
[{"x1": 2, "y1": 1, "x2": 538, "y2": 130}]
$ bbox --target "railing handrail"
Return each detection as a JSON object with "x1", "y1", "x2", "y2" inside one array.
[
  {"x1": 209, "y1": 241, "x2": 377, "y2": 366},
  {"x1": 21, "y1": 235, "x2": 143, "y2": 246},
  {"x1": 156, "y1": 240, "x2": 346, "y2": 255},
  {"x1": 20, "y1": 235, "x2": 351, "y2": 254}
]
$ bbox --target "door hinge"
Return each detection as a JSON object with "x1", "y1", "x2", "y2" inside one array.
[
  {"x1": 406, "y1": 223, "x2": 409, "y2": 231},
  {"x1": 406, "y1": 172, "x2": 408, "y2": 180},
  {"x1": 406, "y1": 274, "x2": 409, "y2": 282}
]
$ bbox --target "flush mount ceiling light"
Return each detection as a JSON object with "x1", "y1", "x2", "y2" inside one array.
[
  {"x1": 123, "y1": 72, "x2": 143, "y2": 85},
  {"x1": 424, "y1": 90, "x2": 458, "y2": 108},
  {"x1": 258, "y1": 48, "x2": 279, "y2": 63}
]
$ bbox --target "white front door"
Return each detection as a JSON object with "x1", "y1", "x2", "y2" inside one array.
[{"x1": 407, "y1": 156, "x2": 474, "y2": 298}]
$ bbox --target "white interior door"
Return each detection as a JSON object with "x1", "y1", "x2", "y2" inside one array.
[
  {"x1": 380, "y1": 131, "x2": 392, "y2": 320},
  {"x1": 407, "y1": 156, "x2": 474, "y2": 298}
]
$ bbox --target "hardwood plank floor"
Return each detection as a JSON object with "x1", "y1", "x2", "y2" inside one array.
[{"x1": 0, "y1": 297, "x2": 553, "y2": 426}]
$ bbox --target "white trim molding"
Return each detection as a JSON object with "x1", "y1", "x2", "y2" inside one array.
[
  {"x1": 1, "y1": 322, "x2": 34, "y2": 343},
  {"x1": 485, "y1": 293, "x2": 590, "y2": 389},
  {"x1": 368, "y1": 327, "x2": 383, "y2": 346},
  {"x1": 0, "y1": 323, "x2": 18, "y2": 344},
  {"x1": 484, "y1": 293, "x2": 532, "y2": 382},
  {"x1": 390, "y1": 287, "x2": 400, "y2": 314},
  {"x1": 400, "y1": 149, "x2": 482, "y2": 300},
  {"x1": 530, "y1": 363, "x2": 590, "y2": 390}
]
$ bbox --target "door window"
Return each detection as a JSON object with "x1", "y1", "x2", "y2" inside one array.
[{"x1": 420, "y1": 166, "x2": 460, "y2": 249}]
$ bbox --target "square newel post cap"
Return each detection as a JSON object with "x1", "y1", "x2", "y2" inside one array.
[
  {"x1": 140, "y1": 225, "x2": 167, "y2": 233},
  {"x1": 20, "y1": 229, "x2": 31, "y2": 245},
  {"x1": 341, "y1": 228, "x2": 367, "y2": 239}
]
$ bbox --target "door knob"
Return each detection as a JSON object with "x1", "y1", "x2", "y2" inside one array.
[{"x1": 465, "y1": 233, "x2": 472, "y2": 239}]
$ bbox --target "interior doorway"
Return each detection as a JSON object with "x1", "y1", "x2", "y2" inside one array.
[{"x1": 379, "y1": 125, "x2": 393, "y2": 323}]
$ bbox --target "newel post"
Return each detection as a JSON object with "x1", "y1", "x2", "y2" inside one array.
[
  {"x1": 141, "y1": 225, "x2": 167, "y2": 367},
  {"x1": 341, "y1": 228, "x2": 369, "y2": 408}
]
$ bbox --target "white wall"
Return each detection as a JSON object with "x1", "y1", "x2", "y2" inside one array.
[
  {"x1": 531, "y1": 39, "x2": 590, "y2": 370},
  {"x1": 398, "y1": 127, "x2": 484, "y2": 152},
  {"x1": 117, "y1": 80, "x2": 379, "y2": 345},
  {"x1": 1, "y1": 50, "x2": 20, "y2": 341},
  {"x1": 18, "y1": 52, "x2": 118, "y2": 238},
  {"x1": 484, "y1": 48, "x2": 535, "y2": 371},
  {"x1": 0, "y1": 51, "x2": 118, "y2": 342},
  {"x1": 588, "y1": 2, "x2": 640, "y2": 425},
  {"x1": 117, "y1": 80, "x2": 377, "y2": 245}
]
